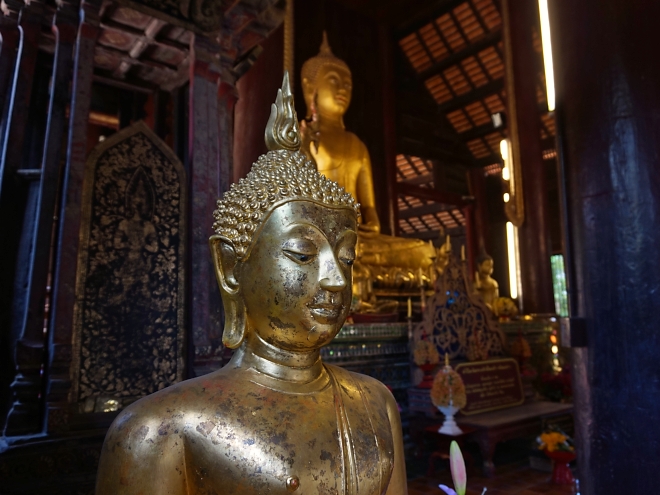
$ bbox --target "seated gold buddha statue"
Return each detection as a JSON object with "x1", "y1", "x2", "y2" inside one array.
[
  {"x1": 300, "y1": 34, "x2": 437, "y2": 302},
  {"x1": 95, "y1": 73, "x2": 407, "y2": 495}
]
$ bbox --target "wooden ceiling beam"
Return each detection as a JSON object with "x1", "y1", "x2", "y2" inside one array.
[
  {"x1": 398, "y1": 136, "x2": 474, "y2": 166},
  {"x1": 400, "y1": 228, "x2": 463, "y2": 240},
  {"x1": 397, "y1": 0, "x2": 473, "y2": 37},
  {"x1": 100, "y1": 19, "x2": 189, "y2": 52},
  {"x1": 398, "y1": 113, "x2": 468, "y2": 149},
  {"x1": 113, "y1": 17, "x2": 168, "y2": 79},
  {"x1": 418, "y1": 29, "x2": 502, "y2": 81},
  {"x1": 398, "y1": 202, "x2": 455, "y2": 219},
  {"x1": 458, "y1": 122, "x2": 501, "y2": 142},
  {"x1": 438, "y1": 78, "x2": 504, "y2": 113},
  {"x1": 397, "y1": 182, "x2": 471, "y2": 207},
  {"x1": 398, "y1": 173, "x2": 434, "y2": 186},
  {"x1": 97, "y1": 44, "x2": 179, "y2": 72},
  {"x1": 93, "y1": 74, "x2": 157, "y2": 94},
  {"x1": 473, "y1": 153, "x2": 501, "y2": 167}
]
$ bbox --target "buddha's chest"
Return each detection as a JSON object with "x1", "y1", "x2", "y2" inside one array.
[
  {"x1": 181, "y1": 386, "x2": 391, "y2": 495},
  {"x1": 315, "y1": 141, "x2": 361, "y2": 184}
]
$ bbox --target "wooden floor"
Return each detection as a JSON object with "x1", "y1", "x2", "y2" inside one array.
[{"x1": 408, "y1": 461, "x2": 578, "y2": 495}]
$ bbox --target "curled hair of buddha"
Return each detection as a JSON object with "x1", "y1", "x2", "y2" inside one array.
[
  {"x1": 301, "y1": 31, "x2": 350, "y2": 86},
  {"x1": 212, "y1": 72, "x2": 359, "y2": 260}
]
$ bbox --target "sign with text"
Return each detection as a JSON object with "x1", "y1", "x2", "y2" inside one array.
[{"x1": 455, "y1": 358, "x2": 524, "y2": 415}]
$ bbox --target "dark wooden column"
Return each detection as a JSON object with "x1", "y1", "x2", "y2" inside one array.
[
  {"x1": 46, "y1": 0, "x2": 102, "y2": 432},
  {"x1": 468, "y1": 168, "x2": 489, "y2": 254},
  {"x1": 380, "y1": 24, "x2": 398, "y2": 237},
  {"x1": 552, "y1": 1, "x2": 660, "y2": 493},
  {"x1": 0, "y1": 0, "x2": 42, "y2": 172},
  {"x1": 3, "y1": 0, "x2": 80, "y2": 436},
  {"x1": 0, "y1": 0, "x2": 48, "y2": 436},
  {"x1": 463, "y1": 203, "x2": 475, "y2": 279},
  {"x1": 0, "y1": 16, "x2": 20, "y2": 137},
  {"x1": 189, "y1": 37, "x2": 237, "y2": 377},
  {"x1": 0, "y1": 8, "x2": 22, "y2": 430},
  {"x1": 502, "y1": 0, "x2": 554, "y2": 314}
]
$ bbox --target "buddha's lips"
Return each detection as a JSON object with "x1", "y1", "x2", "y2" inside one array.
[
  {"x1": 335, "y1": 96, "x2": 348, "y2": 105},
  {"x1": 308, "y1": 304, "x2": 342, "y2": 323}
]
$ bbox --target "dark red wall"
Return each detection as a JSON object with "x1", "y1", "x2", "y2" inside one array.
[{"x1": 233, "y1": 25, "x2": 284, "y2": 182}]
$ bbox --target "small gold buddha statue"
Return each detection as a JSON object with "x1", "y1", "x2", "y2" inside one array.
[
  {"x1": 474, "y1": 252, "x2": 499, "y2": 308},
  {"x1": 96, "y1": 73, "x2": 407, "y2": 495},
  {"x1": 300, "y1": 33, "x2": 436, "y2": 297}
]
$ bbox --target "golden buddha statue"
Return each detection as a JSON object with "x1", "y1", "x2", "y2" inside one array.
[
  {"x1": 95, "y1": 73, "x2": 407, "y2": 495},
  {"x1": 300, "y1": 33, "x2": 437, "y2": 301},
  {"x1": 474, "y1": 252, "x2": 499, "y2": 309}
]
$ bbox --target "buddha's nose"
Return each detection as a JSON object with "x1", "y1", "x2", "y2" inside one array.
[{"x1": 319, "y1": 254, "x2": 347, "y2": 292}]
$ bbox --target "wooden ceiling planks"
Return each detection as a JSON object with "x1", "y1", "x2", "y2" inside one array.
[{"x1": 86, "y1": 0, "x2": 283, "y2": 91}]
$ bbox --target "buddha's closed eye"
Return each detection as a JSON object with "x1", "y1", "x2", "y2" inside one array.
[{"x1": 284, "y1": 250, "x2": 314, "y2": 263}]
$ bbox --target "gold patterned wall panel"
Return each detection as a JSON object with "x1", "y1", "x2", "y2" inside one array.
[
  {"x1": 416, "y1": 255, "x2": 505, "y2": 361},
  {"x1": 72, "y1": 121, "x2": 186, "y2": 412}
]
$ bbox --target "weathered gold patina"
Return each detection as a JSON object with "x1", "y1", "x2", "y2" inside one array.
[
  {"x1": 96, "y1": 72, "x2": 408, "y2": 495},
  {"x1": 300, "y1": 34, "x2": 437, "y2": 302}
]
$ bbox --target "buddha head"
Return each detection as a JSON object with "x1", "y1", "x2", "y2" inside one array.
[
  {"x1": 301, "y1": 32, "x2": 352, "y2": 122},
  {"x1": 210, "y1": 73, "x2": 360, "y2": 351},
  {"x1": 476, "y1": 253, "x2": 494, "y2": 278}
]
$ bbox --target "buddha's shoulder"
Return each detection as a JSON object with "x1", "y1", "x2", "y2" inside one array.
[
  {"x1": 105, "y1": 370, "x2": 249, "y2": 440},
  {"x1": 325, "y1": 364, "x2": 396, "y2": 404},
  {"x1": 344, "y1": 131, "x2": 369, "y2": 154}
]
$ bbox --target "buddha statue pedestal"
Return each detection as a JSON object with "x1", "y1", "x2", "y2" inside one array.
[{"x1": 95, "y1": 73, "x2": 407, "y2": 495}]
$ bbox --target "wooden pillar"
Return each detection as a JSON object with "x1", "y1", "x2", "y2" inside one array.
[
  {"x1": 0, "y1": 0, "x2": 48, "y2": 436},
  {"x1": 463, "y1": 204, "x2": 475, "y2": 279},
  {"x1": 188, "y1": 36, "x2": 237, "y2": 377},
  {"x1": 502, "y1": 0, "x2": 554, "y2": 314},
  {"x1": 0, "y1": 9, "x2": 21, "y2": 430},
  {"x1": 0, "y1": 18, "x2": 20, "y2": 138},
  {"x1": 4, "y1": 0, "x2": 79, "y2": 435},
  {"x1": 46, "y1": 0, "x2": 102, "y2": 432},
  {"x1": 0, "y1": 0, "x2": 42, "y2": 174},
  {"x1": 380, "y1": 24, "x2": 398, "y2": 237},
  {"x1": 468, "y1": 167, "x2": 489, "y2": 254},
  {"x1": 551, "y1": 1, "x2": 660, "y2": 493}
]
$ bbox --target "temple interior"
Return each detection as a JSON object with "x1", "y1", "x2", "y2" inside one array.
[{"x1": 1, "y1": 0, "x2": 659, "y2": 493}]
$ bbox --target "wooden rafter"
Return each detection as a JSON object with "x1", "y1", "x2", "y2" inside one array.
[
  {"x1": 398, "y1": 182, "x2": 471, "y2": 207},
  {"x1": 398, "y1": 202, "x2": 455, "y2": 219},
  {"x1": 438, "y1": 78, "x2": 504, "y2": 112},
  {"x1": 399, "y1": 173, "x2": 434, "y2": 186},
  {"x1": 458, "y1": 121, "x2": 500, "y2": 141},
  {"x1": 418, "y1": 29, "x2": 501, "y2": 81},
  {"x1": 397, "y1": 0, "x2": 479, "y2": 38}
]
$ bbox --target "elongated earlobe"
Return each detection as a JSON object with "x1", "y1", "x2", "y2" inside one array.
[
  {"x1": 220, "y1": 297, "x2": 247, "y2": 349},
  {"x1": 209, "y1": 235, "x2": 246, "y2": 348}
]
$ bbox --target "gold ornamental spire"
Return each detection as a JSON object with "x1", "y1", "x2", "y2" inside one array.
[
  {"x1": 265, "y1": 71, "x2": 301, "y2": 152},
  {"x1": 319, "y1": 31, "x2": 332, "y2": 55}
]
